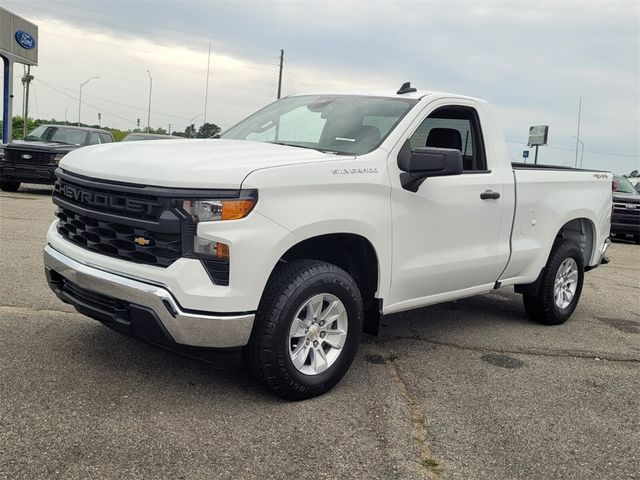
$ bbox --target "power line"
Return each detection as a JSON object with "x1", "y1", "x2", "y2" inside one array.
[
  {"x1": 34, "y1": 80, "x2": 136, "y2": 126},
  {"x1": 51, "y1": 0, "x2": 278, "y2": 57},
  {"x1": 6, "y1": 0, "x2": 279, "y2": 62},
  {"x1": 35, "y1": 79, "x2": 192, "y2": 121}
]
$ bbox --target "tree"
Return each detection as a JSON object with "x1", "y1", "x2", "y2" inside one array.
[
  {"x1": 198, "y1": 122, "x2": 221, "y2": 138},
  {"x1": 184, "y1": 124, "x2": 197, "y2": 138}
]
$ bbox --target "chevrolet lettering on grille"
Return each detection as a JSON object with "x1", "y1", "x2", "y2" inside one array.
[{"x1": 57, "y1": 183, "x2": 157, "y2": 216}]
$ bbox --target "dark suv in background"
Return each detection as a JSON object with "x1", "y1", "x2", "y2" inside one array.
[
  {"x1": 612, "y1": 175, "x2": 640, "y2": 244},
  {"x1": 0, "y1": 125, "x2": 114, "y2": 192}
]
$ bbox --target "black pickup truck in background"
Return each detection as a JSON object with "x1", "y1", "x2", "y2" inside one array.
[
  {"x1": 612, "y1": 175, "x2": 640, "y2": 244},
  {"x1": 0, "y1": 125, "x2": 114, "y2": 192}
]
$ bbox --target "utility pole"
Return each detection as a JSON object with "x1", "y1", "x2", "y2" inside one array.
[
  {"x1": 203, "y1": 42, "x2": 212, "y2": 127},
  {"x1": 168, "y1": 123, "x2": 171, "y2": 135},
  {"x1": 64, "y1": 108, "x2": 68, "y2": 125},
  {"x1": 277, "y1": 49, "x2": 284, "y2": 99},
  {"x1": 97, "y1": 112, "x2": 101, "y2": 128},
  {"x1": 146, "y1": 70, "x2": 153, "y2": 133},
  {"x1": 21, "y1": 66, "x2": 34, "y2": 139},
  {"x1": 574, "y1": 97, "x2": 582, "y2": 168}
]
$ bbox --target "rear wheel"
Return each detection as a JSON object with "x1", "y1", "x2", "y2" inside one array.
[
  {"x1": 246, "y1": 259, "x2": 363, "y2": 400},
  {"x1": 0, "y1": 180, "x2": 20, "y2": 192},
  {"x1": 523, "y1": 240, "x2": 584, "y2": 325}
]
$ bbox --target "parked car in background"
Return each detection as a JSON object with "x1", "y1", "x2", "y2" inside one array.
[
  {"x1": 122, "y1": 133, "x2": 180, "y2": 141},
  {"x1": 611, "y1": 175, "x2": 640, "y2": 243},
  {"x1": 0, "y1": 125, "x2": 114, "y2": 192}
]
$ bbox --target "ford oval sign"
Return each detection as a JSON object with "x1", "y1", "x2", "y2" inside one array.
[{"x1": 15, "y1": 31, "x2": 36, "y2": 50}]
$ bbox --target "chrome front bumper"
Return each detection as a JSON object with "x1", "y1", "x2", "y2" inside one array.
[{"x1": 44, "y1": 245, "x2": 255, "y2": 348}]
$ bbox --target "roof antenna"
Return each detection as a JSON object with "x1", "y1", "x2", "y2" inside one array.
[{"x1": 397, "y1": 82, "x2": 417, "y2": 94}]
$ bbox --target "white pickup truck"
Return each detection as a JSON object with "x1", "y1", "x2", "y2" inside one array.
[{"x1": 44, "y1": 84, "x2": 612, "y2": 399}]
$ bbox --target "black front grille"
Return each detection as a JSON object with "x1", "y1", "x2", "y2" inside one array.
[
  {"x1": 53, "y1": 172, "x2": 182, "y2": 268},
  {"x1": 5, "y1": 149, "x2": 53, "y2": 164},
  {"x1": 54, "y1": 176, "x2": 164, "y2": 221},
  {"x1": 52, "y1": 170, "x2": 238, "y2": 284},
  {"x1": 56, "y1": 207, "x2": 182, "y2": 267},
  {"x1": 613, "y1": 203, "x2": 640, "y2": 218}
]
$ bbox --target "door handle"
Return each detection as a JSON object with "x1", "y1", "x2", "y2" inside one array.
[{"x1": 480, "y1": 190, "x2": 501, "y2": 200}]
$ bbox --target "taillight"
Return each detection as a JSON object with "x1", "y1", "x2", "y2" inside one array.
[{"x1": 612, "y1": 180, "x2": 618, "y2": 192}]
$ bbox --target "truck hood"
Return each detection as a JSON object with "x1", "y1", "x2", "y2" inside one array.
[
  {"x1": 59, "y1": 139, "x2": 344, "y2": 189},
  {"x1": 5, "y1": 140, "x2": 79, "y2": 154},
  {"x1": 613, "y1": 192, "x2": 640, "y2": 204}
]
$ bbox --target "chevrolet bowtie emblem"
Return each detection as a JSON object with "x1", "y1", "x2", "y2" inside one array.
[{"x1": 134, "y1": 236, "x2": 151, "y2": 246}]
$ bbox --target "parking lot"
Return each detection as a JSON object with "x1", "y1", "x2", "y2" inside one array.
[{"x1": 1, "y1": 184, "x2": 638, "y2": 480}]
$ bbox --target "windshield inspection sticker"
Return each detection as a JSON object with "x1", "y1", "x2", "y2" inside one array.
[{"x1": 331, "y1": 168, "x2": 379, "y2": 175}]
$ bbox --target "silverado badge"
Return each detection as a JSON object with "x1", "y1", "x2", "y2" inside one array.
[
  {"x1": 134, "y1": 236, "x2": 151, "y2": 246},
  {"x1": 21, "y1": 154, "x2": 33, "y2": 160}
]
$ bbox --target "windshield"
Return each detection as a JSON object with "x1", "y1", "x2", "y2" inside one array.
[
  {"x1": 221, "y1": 95, "x2": 418, "y2": 155},
  {"x1": 25, "y1": 125, "x2": 88, "y2": 145},
  {"x1": 613, "y1": 175, "x2": 638, "y2": 194}
]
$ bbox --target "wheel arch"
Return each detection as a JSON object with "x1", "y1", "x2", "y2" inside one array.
[
  {"x1": 267, "y1": 232, "x2": 383, "y2": 335},
  {"x1": 556, "y1": 216, "x2": 597, "y2": 267},
  {"x1": 515, "y1": 216, "x2": 596, "y2": 296}
]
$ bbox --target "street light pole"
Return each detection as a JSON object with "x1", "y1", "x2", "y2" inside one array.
[
  {"x1": 572, "y1": 136, "x2": 585, "y2": 169},
  {"x1": 78, "y1": 76, "x2": 99, "y2": 126},
  {"x1": 146, "y1": 70, "x2": 153, "y2": 133}
]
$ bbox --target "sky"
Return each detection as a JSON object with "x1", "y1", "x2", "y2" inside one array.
[{"x1": 1, "y1": 0, "x2": 639, "y2": 173}]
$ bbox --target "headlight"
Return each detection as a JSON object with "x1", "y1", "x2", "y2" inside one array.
[
  {"x1": 52, "y1": 153, "x2": 66, "y2": 163},
  {"x1": 179, "y1": 192, "x2": 257, "y2": 263},
  {"x1": 0, "y1": 148, "x2": 5, "y2": 161},
  {"x1": 181, "y1": 197, "x2": 256, "y2": 222}
]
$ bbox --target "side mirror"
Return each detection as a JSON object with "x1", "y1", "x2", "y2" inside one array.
[{"x1": 397, "y1": 140, "x2": 463, "y2": 192}]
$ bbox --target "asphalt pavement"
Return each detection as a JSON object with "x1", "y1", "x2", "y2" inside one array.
[{"x1": 1, "y1": 184, "x2": 638, "y2": 480}]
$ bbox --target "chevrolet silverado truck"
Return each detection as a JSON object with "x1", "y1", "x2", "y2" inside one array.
[
  {"x1": 0, "y1": 124, "x2": 114, "y2": 192},
  {"x1": 43, "y1": 84, "x2": 612, "y2": 400}
]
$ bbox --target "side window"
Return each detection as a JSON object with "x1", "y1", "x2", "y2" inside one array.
[
  {"x1": 88, "y1": 133, "x2": 102, "y2": 145},
  {"x1": 409, "y1": 106, "x2": 487, "y2": 171},
  {"x1": 99, "y1": 133, "x2": 113, "y2": 143}
]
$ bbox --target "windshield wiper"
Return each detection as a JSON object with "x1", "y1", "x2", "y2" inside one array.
[
  {"x1": 23, "y1": 135, "x2": 43, "y2": 141},
  {"x1": 268, "y1": 141, "x2": 339, "y2": 154}
]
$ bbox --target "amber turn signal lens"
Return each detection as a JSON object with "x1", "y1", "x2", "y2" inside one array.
[
  {"x1": 221, "y1": 199, "x2": 257, "y2": 220},
  {"x1": 215, "y1": 242, "x2": 230, "y2": 258}
]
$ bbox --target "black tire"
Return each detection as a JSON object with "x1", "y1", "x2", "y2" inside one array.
[
  {"x1": 0, "y1": 180, "x2": 20, "y2": 192},
  {"x1": 523, "y1": 240, "x2": 584, "y2": 325},
  {"x1": 246, "y1": 259, "x2": 363, "y2": 400},
  {"x1": 633, "y1": 235, "x2": 640, "y2": 245}
]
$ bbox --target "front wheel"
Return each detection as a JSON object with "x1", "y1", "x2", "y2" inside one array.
[
  {"x1": 0, "y1": 180, "x2": 20, "y2": 192},
  {"x1": 246, "y1": 259, "x2": 363, "y2": 400},
  {"x1": 523, "y1": 240, "x2": 584, "y2": 325}
]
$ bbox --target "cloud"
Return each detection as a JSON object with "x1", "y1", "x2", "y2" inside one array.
[{"x1": 3, "y1": 0, "x2": 638, "y2": 172}]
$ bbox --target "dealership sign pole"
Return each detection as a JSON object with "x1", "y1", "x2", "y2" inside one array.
[
  {"x1": 0, "y1": 7, "x2": 38, "y2": 143},
  {"x1": 527, "y1": 125, "x2": 549, "y2": 165}
]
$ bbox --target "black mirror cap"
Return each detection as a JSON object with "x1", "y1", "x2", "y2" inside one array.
[{"x1": 397, "y1": 141, "x2": 463, "y2": 192}]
